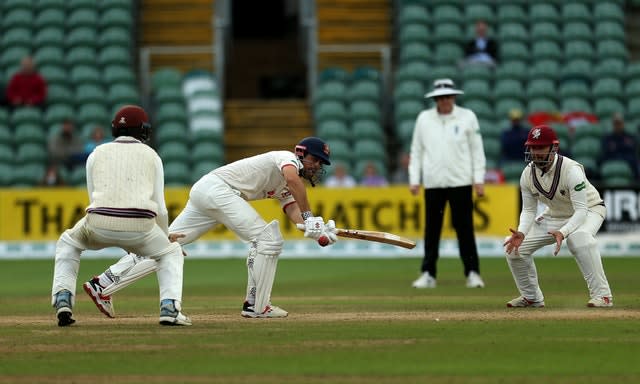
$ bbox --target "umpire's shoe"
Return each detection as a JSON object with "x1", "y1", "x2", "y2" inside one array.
[
  {"x1": 159, "y1": 299, "x2": 192, "y2": 326},
  {"x1": 54, "y1": 290, "x2": 76, "y2": 327},
  {"x1": 83, "y1": 277, "x2": 115, "y2": 318}
]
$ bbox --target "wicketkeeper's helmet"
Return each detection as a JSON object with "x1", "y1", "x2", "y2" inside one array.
[{"x1": 111, "y1": 105, "x2": 152, "y2": 142}]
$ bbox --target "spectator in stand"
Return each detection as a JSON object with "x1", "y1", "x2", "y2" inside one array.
[
  {"x1": 390, "y1": 151, "x2": 410, "y2": 184},
  {"x1": 84, "y1": 125, "x2": 109, "y2": 154},
  {"x1": 39, "y1": 163, "x2": 66, "y2": 187},
  {"x1": 48, "y1": 119, "x2": 84, "y2": 170},
  {"x1": 601, "y1": 113, "x2": 639, "y2": 178},
  {"x1": 324, "y1": 162, "x2": 357, "y2": 188},
  {"x1": 464, "y1": 20, "x2": 499, "y2": 67},
  {"x1": 500, "y1": 109, "x2": 529, "y2": 164},
  {"x1": 5, "y1": 55, "x2": 47, "y2": 108},
  {"x1": 360, "y1": 161, "x2": 388, "y2": 187}
]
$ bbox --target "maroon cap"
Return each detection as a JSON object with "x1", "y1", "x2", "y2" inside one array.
[
  {"x1": 525, "y1": 125, "x2": 559, "y2": 147},
  {"x1": 112, "y1": 105, "x2": 149, "y2": 128}
]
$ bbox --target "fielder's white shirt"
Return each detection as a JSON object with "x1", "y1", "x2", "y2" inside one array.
[
  {"x1": 408, "y1": 104, "x2": 486, "y2": 188},
  {"x1": 212, "y1": 151, "x2": 299, "y2": 206},
  {"x1": 517, "y1": 155, "x2": 604, "y2": 238},
  {"x1": 85, "y1": 136, "x2": 169, "y2": 233}
]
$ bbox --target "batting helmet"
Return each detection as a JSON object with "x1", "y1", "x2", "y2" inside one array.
[
  {"x1": 111, "y1": 105, "x2": 151, "y2": 142},
  {"x1": 525, "y1": 125, "x2": 559, "y2": 147},
  {"x1": 295, "y1": 137, "x2": 331, "y2": 165}
]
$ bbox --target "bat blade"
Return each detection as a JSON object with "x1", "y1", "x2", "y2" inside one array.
[{"x1": 336, "y1": 228, "x2": 416, "y2": 249}]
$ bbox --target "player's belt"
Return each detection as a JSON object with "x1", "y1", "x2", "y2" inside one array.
[{"x1": 87, "y1": 207, "x2": 157, "y2": 219}]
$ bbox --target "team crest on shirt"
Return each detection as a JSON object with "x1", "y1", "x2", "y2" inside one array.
[
  {"x1": 560, "y1": 189, "x2": 566, "y2": 196},
  {"x1": 574, "y1": 182, "x2": 586, "y2": 191}
]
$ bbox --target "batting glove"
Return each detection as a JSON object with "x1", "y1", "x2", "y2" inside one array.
[
  {"x1": 324, "y1": 219, "x2": 338, "y2": 244},
  {"x1": 301, "y1": 216, "x2": 325, "y2": 240}
]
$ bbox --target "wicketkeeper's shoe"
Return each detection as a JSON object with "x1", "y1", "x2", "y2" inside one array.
[
  {"x1": 587, "y1": 296, "x2": 613, "y2": 308},
  {"x1": 159, "y1": 299, "x2": 192, "y2": 326},
  {"x1": 83, "y1": 277, "x2": 115, "y2": 318},
  {"x1": 466, "y1": 271, "x2": 485, "y2": 288},
  {"x1": 241, "y1": 301, "x2": 289, "y2": 318},
  {"x1": 506, "y1": 296, "x2": 545, "y2": 308},
  {"x1": 54, "y1": 290, "x2": 75, "y2": 327},
  {"x1": 412, "y1": 272, "x2": 436, "y2": 288}
]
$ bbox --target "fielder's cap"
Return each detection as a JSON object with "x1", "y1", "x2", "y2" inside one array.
[
  {"x1": 425, "y1": 78, "x2": 464, "y2": 98},
  {"x1": 112, "y1": 105, "x2": 149, "y2": 128},
  {"x1": 525, "y1": 125, "x2": 559, "y2": 147}
]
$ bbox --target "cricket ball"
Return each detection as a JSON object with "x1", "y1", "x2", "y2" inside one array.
[{"x1": 318, "y1": 235, "x2": 330, "y2": 247}]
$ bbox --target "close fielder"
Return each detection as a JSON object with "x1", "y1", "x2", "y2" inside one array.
[
  {"x1": 51, "y1": 105, "x2": 190, "y2": 327},
  {"x1": 82, "y1": 137, "x2": 338, "y2": 318},
  {"x1": 503, "y1": 125, "x2": 613, "y2": 308}
]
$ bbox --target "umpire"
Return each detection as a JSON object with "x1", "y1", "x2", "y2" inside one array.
[{"x1": 408, "y1": 79, "x2": 487, "y2": 289}]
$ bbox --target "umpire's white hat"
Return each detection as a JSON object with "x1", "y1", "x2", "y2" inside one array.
[{"x1": 425, "y1": 78, "x2": 464, "y2": 98}]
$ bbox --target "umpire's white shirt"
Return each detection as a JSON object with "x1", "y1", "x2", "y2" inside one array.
[{"x1": 408, "y1": 104, "x2": 486, "y2": 188}]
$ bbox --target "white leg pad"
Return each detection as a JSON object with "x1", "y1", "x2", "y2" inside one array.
[
  {"x1": 250, "y1": 220, "x2": 283, "y2": 315},
  {"x1": 102, "y1": 257, "x2": 158, "y2": 295}
]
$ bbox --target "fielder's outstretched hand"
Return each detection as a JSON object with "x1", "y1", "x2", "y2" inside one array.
[{"x1": 504, "y1": 228, "x2": 524, "y2": 256}]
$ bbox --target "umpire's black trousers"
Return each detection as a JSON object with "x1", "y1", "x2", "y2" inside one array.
[{"x1": 421, "y1": 185, "x2": 480, "y2": 278}]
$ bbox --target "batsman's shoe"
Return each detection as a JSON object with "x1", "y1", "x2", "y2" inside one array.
[
  {"x1": 159, "y1": 299, "x2": 192, "y2": 326},
  {"x1": 506, "y1": 296, "x2": 545, "y2": 308},
  {"x1": 241, "y1": 301, "x2": 289, "y2": 318},
  {"x1": 466, "y1": 271, "x2": 485, "y2": 288},
  {"x1": 587, "y1": 297, "x2": 613, "y2": 308},
  {"x1": 54, "y1": 290, "x2": 75, "y2": 327},
  {"x1": 412, "y1": 272, "x2": 436, "y2": 288},
  {"x1": 83, "y1": 277, "x2": 115, "y2": 318}
]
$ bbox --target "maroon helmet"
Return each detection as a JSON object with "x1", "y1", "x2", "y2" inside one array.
[
  {"x1": 111, "y1": 105, "x2": 151, "y2": 142},
  {"x1": 524, "y1": 125, "x2": 559, "y2": 167}
]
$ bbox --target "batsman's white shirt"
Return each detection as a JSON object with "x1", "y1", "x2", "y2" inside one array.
[
  {"x1": 408, "y1": 104, "x2": 486, "y2": 188},
  {"x1": 168, "y1": 151, "x2": 300, "y2": 244}
]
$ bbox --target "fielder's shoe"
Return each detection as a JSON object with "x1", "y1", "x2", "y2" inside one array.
[
  {"x1": 466, "y1": 271, "x2": 485, "y2": 288},
  {"x1": 241, "y1": 301, "x2": 289, "y2": 318},
  {"x1": 54, "y1": 290, "x2": 75, "y2": 327},
  {"x1": 83, "y1": 277, "x2": 115, "y2": 318},
  {"x1": 412, "y1": 272, "x2": 436, "y2": 288},
  {"x1": 587, "y1": 297, "x2": 613, "y2": 308},
  {"x1": 159, "y1": 299, "x2": 192, "y2": 326},
  {"x1": 506, "y1": 296, "x2": 545, "y2": 308}
]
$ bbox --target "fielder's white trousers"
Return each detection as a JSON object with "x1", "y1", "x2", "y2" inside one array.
[
  {"x1": 51, "y1": 215, "x2": 184, "y2": 305},
  {"x1": 505, "y1": 205, "x2": 612, "y2": 302}
]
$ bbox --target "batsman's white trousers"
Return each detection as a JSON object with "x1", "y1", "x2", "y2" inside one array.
[
  {"x1": 51, "y1": 215, "x2": 184, "y2": 305},
  {"x1": 506, "y1": 205, "x2": 612, "y2": 301}
]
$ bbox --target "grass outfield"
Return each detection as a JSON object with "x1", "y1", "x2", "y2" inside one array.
[{"x1": 1, "y1": 257, "x2": 639, "y2": 383}]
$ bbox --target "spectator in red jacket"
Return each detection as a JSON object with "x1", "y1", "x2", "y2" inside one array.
[{"x1": 6, "y1": 56, "x2": 47, "y2": 108}]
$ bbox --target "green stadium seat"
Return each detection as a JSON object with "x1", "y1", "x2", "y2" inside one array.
[
  {"x1": 348, "y1": 80, "x2": 380, "y2": 102},
  {"x1": 463, "y1": 99, "x2": 493, "y2": 120},
  {"x1": 46, "y1": 84, "x2": 74, "y2": 106},
  {"x1": 99, "y1": 8, "x2": 133, "y2": 29},
  {"x1": 495, "y1": 60, "x2": 528, "y2": 82},
  {"x1": 395, "y1": 119, "x2": 415, "y2": 144},
  {"x1": 70, "y1": 65, "x2": 102, "y2": 86},
  {"x1": 394, "y1": 62, "x2": 431, "y2": 84},
  {"x1": 0, "y1": 109, "x2": 9, "y2": 125},
  {"x1": 561, "y1": 97, "x2": 592, "y2": 113},
  {"x1": 3, "y1": 0, "x2": 33, "y2": 11},
  {"x1": 349, "y1": 100, "x2": 381, "y2": 122},
  {"x1": 37, "y1": 0, "x2": 65, "y2": 10},
  {"x1": 427, "y1": 65, "x2": 458, "y2": 84},
  {"x1": 66, "y1": 47, "x2": 97, "y2": 66},
  {"x1": 2, "y1": 9, "x2": 34, "y2": 29},
  {"x1": 98, "y1": 46, "x2": 131, "y2": 67},
  {"x1": 596, "y1": 40, "x2": 628, "y2": 61},
  {"x1": 498, "y1": 23, "x2": 528, "y2": 44},
  {"x1": 0, "y1": 125, "x2": 12, "y2": 146},
  {"x1": 564, "y1": 41, "x2": 595, "y2": 61},
  {"x1": 500, "y1": 42, "x2": 530, "y2": 62},
  {"x1": 394, "y1": 99, "x2": 424, "y2": 123},
  {"x1": 529, "y1": 4, "x2": 560, "y2": 24},
  {"x1": 399, "y1": 42, "x2": 431, "y2": 65},
  {"x1": 39, "y1": 65, "x2": 68, "y2": 87},
  {"x1": 461, "y1": 65, "x2": 493, "y2": 82},
  {"x1": 528, "y1": 60, "x2": 560, "y2": 82},
  {"x1": 571, "y1": 137, "x2": 601, "y2": 159},
  {"x1": 433, "y1": 42, "x2": 464, "y2": 65},
  {"x1": 399, "y1": 23, "x2": 430, "y2": 46},
  {"x1": 1, "y1": 28, "x2": 32, "y2": 50},
  {"x1": 559, "y1": 81, "x2": 591, "y2": 101},
  {"x1": 594, "y1": 98, "x2": 624, "y2": 120},
  {"x1": 561, "y1": 60, "x2": 592, "y2": 84},
  {"x1": 530, "y1": 22, "x2": 562, "y2": 43},
  {"x1": 11, "y1": 107, "x2": 43, "y2": 126},
  {"x1": 15, "y1": 123, "x2": 46, "y2": 146},
  {"x1": 463, "y1": 79, "x2": 492, "y2": 102},
  {"x1": 501, "y1": 161, "x2": 523, "y2": 184},
  {"x1": 16, "y1": 143, "x2": 48, "y2": 165},
  {"x1": 0, "y1": 142, "x2": 14, "y2": 163},
  {"x1": 34, "y1": 27, "x2": 64, "y2": 50},
  {"x1": 67, "y1": 9, "x2": 99, "y2": 30},
  {"x1": 432, "y1": 4, "x2": 463, "y2": 24},
  {"x1": 528, "y1": 98, "x2": 559, "y2": 113},
  {"x1": 101, "y1": 0, "x2": 133, "y2": 11},
  {"x1": 191, "y1": 142, "x2": 224, "y2": 164},
  {"x1": 496, "y1": 4, "x2": 527, "y2": 24},
  {"x1": 594, "y1": 59, "x2": 626, "y2": 80},
  {"x1": 190, "y1": 161, "x2": 219, "y2": 183},
  {"x1": 75, "y1": 84, "x2": 106, "y2": 105},
  {"x1": 315, "y1": 80, "x2": 348, "y2": 103},
  {"x1": 562, "y1": 22, "x2": 594, "y2": 43},
  {"x1": 394, "y1": 80, "x2": 425, "y2": 102},
  {"x1": 104, "y1": 65, "x2": 136, "y2": 85},
  {"x1": 325, "y1": 139, "x2": 352, "y2": 163},
  {"x1": 12, "y1": 164, "x2": 46, "y2": 186},
  {"x1": 77, "y1": 103, "x2": 109, "y2": 127},
  {"x1": 593, "y1": 3, "x2": 624, "y2": 23},
  {"x1": 561, "y1": 3, "x2": 592, "y2": 23},
  {"x1": 33, "y1": 46, "x2": 66, "y2": 68},
  {"x1": 67, "y1": 166, "x2": 87, "y2": 186},
  {"x1": 483, "y1": 137, "x2": 501, "y2": 163},
  {"x1": 44, "y1": 103, "x2": 75, "y2": 126},
  {"x1": 494, "y1": 99, "x2": 525, "y2": 120},
  {"x1": 152, "y1": 68, "x2": 183, "y2": 90},
  {"x1": 594, "y1": 21, "x2": 625, "y2": 42},
  {"x1": 0, "y1": 46, "x2": 30, "y2": 70},
  {"x1": 398, "y1": 4, "x2": 429, "y2": 25},
  {"x1": 626, "y1": 63, "x2": 640, "y2": 82},
  {"x1": 155, "y1": 122, "x2": 189, "y2": 145},
  {"x1": 108, "y1": 84, "x2": 140, "y2": 106},
  {"x1": 66, "y1": 27, "x2": 98, "y2": 49},
  {"x1": 526, "y1": 79, "x2": 556, "y2": 101},
  {"x1": 574, "y1": 156, "x2": 599, "y2": 179},
  {"x1": 626, "y1": 80, "x2": 640, "y2": 99},
  {"x1": 98, "y1": 27, "x2": 132, "y2": 49},
  {"x1": 318, "y1": 67, "x2": 349, "y2": 83},
  {"x1": 0, "y1": 163, "x2": 13, "y2": 186},
  {"x1": 314, "y1": 100, "x2": 347, "y2": 122},
  {"x1": 154, "y1": 87, "x2": 184, "y2": 105},
  {"x1": 494, "y1": 79, "x2": 525, "y2": 103},
  {"x1": 190, "y1": 127, "x2": 222, "y2": 144},
  {"x1": 576, "y1": 123, "x2": 605, "y2": 140},
  {"x1": 531, "y1": 41, "x2": 563, "y2": 62},
  {"x1": 317, "y1": 119, "x2": 351, "y2": 142},
  {"x1": 465, "y1": 3, "x2": 494, "y2": 24},
  {"x1": 158, "y1": 142, "x2": 190, "y2": 164},
  {"x1": 352, "y1": 120, "x2": 384, "y2": 141},
  {"x1": 600, "y1": 160, "x2": 634, "y2": 186},
  {"x1": 592, "y1": 78, "x2": 624, "y2": 101},
  {"x1": 626, "y1": 98, "x2": 640, "y2": 119},
  {"x1": 35, "y1": 8, "x2": 65, "y2": 30},
  {"x1": 479, "y1": 120, "x2": 502, "y2": 140},
  {"x1": 155, "y1": 103, "x2": 188, "y2": 125},
  {"x1": 433, "y1": 23, "x2": 466, "y2": 44},
  {"x1": 68, "y1": 0, "x2": 98, "y2": 9}
]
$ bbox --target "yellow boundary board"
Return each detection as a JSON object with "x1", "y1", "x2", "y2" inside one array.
[{"x1": 0, "y1": 185, "x2": 518, "y2": 241}]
